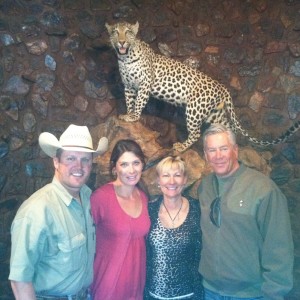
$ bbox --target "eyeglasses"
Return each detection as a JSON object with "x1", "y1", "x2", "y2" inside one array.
[{"x1": 210, "y1": 196, "x2": 221, "y2": 228}]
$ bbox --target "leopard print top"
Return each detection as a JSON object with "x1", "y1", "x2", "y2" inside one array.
[{"x1": 145, "y1": 195, "x2": 203, "y2": 299}]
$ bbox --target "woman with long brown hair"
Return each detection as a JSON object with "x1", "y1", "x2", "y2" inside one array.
[{"x1": 91, "y1": 139, "x2": 150, "y2": 300}]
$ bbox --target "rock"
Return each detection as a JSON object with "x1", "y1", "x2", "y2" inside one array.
[
  {"x1": 26, "y1": 40, "x2": 48, "y2": 55},
  {"x1": 74, "y1": 95, "x2": 88, "y2": 111},
  {"x1": 281, "y1": 144, "x2": 300, "y2": 164},
  {"x1": 262, "y1": 111, "x2": 287, "y2": 127},
  {"x1": 45, "y1": 54, "x2": 56, "y2": 71},
  {"x1": 31, "y1": 94, "x2": 48, "y2": 119},
  {"x1": 289, "y1": 60, "x2": 300, "y2": 77},
  {"x1": 51, "y1": 88, "x2": 69, "y2": 107},
  {"x1": 230, "y1": 76, "x2": 242, "y2": 90},
  {"x1": 178, "y1": 40, "x2": 202, "y2": 56},
  {"x1": 0, "y1": 175, "x2": 6, "y2": 192},
  {"x1": 288, "y1": 93, "x2": 300, "y2": 119},
  {"x1": 84, "y1": 79, "x2": 108, "y2": 99},
  {"x1": 238, "y1": 147, "x2": 271, "y2": 176},
  {"x1": 238, "y1": 64, "x2": 262, "y2": 77},
  {"x1": 288, "y1": 42, "x2": 300, "y2": 57},
  {"x1": 0, "y1": 142, "x2": 9, "y2": 159},
  {"x1": 158, "y1": 43, "x2": 173, "y2": 57},
  {"x1": 195, "y1": 23, "x2": 210, "y2": 37},
  {"x1": 3, "y1": 76, "x2": 30, "y2": 95},
  {"x1": 279, "y1": 74, "x2": 300, "y2": 93},
  {"x1": 271, "y1": 165, "x2": 293, "y2": 186},
  {"x1": 91, "y1": 116, "x2": 272, "y2": 197},
  {"x1": 248, "y1": 91, "x2": 265, "y2": 112},
  {"x1": 23, "y1": 112, "x2": 36, "y2": 133},
  {"x1": 224, "y1": 47, "x2": 245, "y2": 64},
  {"x1": 0, "y1": 33, "x2": 15, "y2": 46},
  {"x1": 91, "y1": 116, "x2": 207, "y2": 195},
  {"x1": 95, "y1": 100, "x2": 114, "y2": 119},
  {"x1": 34, "y1": 73, "x2": 56, "y2": 93},
  {"x1": 10, "y1": 136, "x2": 24, "y2": 151}
]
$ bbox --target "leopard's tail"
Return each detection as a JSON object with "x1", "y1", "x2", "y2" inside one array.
[
  {"x1": 247, "y1": 121, "x2": 300, "y2": 145},
  {"x1": 224, "y1": 91, "x2": 300, "y2": 145}
]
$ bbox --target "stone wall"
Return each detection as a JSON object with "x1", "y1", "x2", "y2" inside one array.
[{"x1": 0, "y1": 0, "x2": 299, "y2": 299}]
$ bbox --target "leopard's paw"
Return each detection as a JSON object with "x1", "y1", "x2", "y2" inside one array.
[
  {"x1": 119, "y1": 114, "x2": 139, "y2": 122},
  {"x1": 172, "y1": 142, "x2": 188, "y2": 153}
]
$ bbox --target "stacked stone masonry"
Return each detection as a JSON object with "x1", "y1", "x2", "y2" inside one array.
[{"x1": 0, "y1": 0, "x2": 300, "y2": 298}]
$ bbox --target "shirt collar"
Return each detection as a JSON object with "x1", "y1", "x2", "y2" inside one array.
[
  {"x1": 51, "y1": 177, "x2": 84, "y2": 206},
  {"x1": 216, "y1": 162, "x2": 246, "y2": 184}
]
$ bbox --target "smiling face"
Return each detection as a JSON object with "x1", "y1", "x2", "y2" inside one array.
[
  {"x1": 204, "y1": 132, "x2": 239, "y2": 177},
  {"x1": 158, "y1": 166, "x2": 187, "y2": 200},
  {"x1": 53, "y1": 150, "x2": 93, "y2": 198},
  {"x1": 114, "y1": 151, "x2": 144, "y2": 187}
]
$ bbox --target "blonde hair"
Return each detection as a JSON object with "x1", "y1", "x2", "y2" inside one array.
[{"x1": 156, "y1": 156, "x2": 187, "y2": 177}]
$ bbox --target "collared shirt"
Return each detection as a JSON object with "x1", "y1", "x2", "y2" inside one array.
[{"x1": 9, "y1": 177, "x2": 95, "y2": 296}]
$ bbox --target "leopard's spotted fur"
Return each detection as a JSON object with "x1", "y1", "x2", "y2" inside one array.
[{"x1": 106, "y1": 21, "x2": 300, "y2": 152}]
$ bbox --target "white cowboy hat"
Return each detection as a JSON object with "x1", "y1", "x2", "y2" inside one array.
[{"x1": 38, "y1": 124, "x2": 108, "y2": 158}]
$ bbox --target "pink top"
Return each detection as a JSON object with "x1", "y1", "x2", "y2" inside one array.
[{"x1": 90, "y1": 182, "x2": 150, "y2": 300}]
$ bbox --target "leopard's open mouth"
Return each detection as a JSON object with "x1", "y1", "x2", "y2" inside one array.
[{"x1": 118, "y1": 47, "x2": 128, "y2": 55}]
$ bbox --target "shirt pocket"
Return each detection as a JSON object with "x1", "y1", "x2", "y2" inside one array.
[
  {"x1": 56, "y1": 233, "x2": 87, "y2": 272},
  {"x1": 227, "y1": 191, "x2": 259, "y2": 217},
  {"x1": 58, "y1": 233, "x2": 86, "y2": 251}
]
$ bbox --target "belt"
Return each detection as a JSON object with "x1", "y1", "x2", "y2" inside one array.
[{"x1": 36, "y1": 288, "x2": 89, "y2": 300}]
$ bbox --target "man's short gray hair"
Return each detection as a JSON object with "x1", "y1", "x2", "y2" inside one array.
[{"x1": 203, "y1": 124, "x2": 237, "y2": 148}]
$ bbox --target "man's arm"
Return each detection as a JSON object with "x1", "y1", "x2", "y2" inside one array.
[
  {"x1": 258, "y1": 186, "x2": 294, "y2": 299},
  {"x1": 11, "y1": 281, "x2": 36, "y2": 300}
]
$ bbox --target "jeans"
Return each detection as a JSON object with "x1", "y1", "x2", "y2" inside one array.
[
  {"x1": 204, "y1": 288, "x2": 263, "y2": 300},
  {"x1": 36, "y1": 288, "x2": 90, "y2": 300}
]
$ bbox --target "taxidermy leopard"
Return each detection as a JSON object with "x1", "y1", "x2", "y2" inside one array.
[{"x1": 106, "y1": 21, "x2": 300, "y2": 152}]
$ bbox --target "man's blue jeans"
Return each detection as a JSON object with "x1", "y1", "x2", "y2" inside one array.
[{"x1": 204, "y1": 288, "x2": 263, "y2": 300}]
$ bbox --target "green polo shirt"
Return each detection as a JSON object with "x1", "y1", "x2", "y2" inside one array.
[{"x1": 9, "y1": 177, "x2": 95, "y2": 296}]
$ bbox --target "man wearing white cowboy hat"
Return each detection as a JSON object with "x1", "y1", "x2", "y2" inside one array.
[{"x1": 9, "y1": 124, "x2": 108, "y2": 300}]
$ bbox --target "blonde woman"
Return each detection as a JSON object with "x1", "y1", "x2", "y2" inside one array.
[{"x1": 145, "y1": 156, "x2": 203, "y2": 300}]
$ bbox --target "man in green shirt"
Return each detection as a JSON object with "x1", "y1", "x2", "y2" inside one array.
[
  {"x1": 198, "y1": 123, "x2": 293, "y2": 300},
  {"x1": 9, "y1": 124, "x2": 108, "y2": 300}
]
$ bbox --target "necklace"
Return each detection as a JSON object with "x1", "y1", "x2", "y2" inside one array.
[{"x1": 162, "y1": 199, "x2": 183, "y2": 228}]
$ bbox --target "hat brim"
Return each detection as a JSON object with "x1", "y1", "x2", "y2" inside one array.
[
  {"x1": 39, "y1": 132, "x2": 61, "y2": 158},
  {"x1": 39, "y1": 132, "x2": 108, "y2": 158},
  {"x1": 94, "y1": 137, "x2": 109, "y2": 157}
]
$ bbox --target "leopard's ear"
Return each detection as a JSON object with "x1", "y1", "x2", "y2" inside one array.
[
  {"x1": 132, "y1": 21, "x2": 139, "y2": 35},
  {"x1": 105, "y1": 23, "x2": 113, "y2": 34}
]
